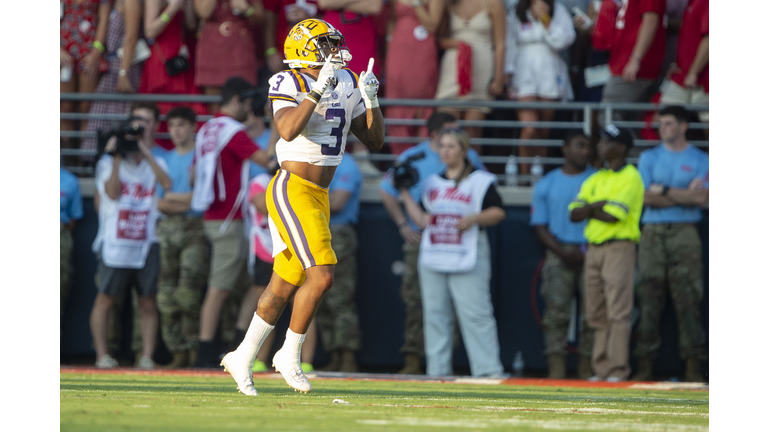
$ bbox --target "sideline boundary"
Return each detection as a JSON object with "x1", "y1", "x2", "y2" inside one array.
[{"x1": 59, "y1": 366, "x2": 708, "y2": 391}]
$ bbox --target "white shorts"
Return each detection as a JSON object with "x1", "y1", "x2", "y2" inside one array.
[{"x1": 660, "y1": 81, "x2": 709, "y2": 122}]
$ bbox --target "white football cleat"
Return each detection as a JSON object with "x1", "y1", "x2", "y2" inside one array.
[
  {"x1": 221, "y1": 351, "x2": 258, "y2": 396},
  {"x1": 272, "y1": 349, "x2": 312, "y2": 394}
]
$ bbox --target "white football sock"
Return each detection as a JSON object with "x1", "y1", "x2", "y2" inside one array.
[
  {"x1": 237, "y1": 313, "x2": 274, "y2": 363},
  {"x1": 280, "y1": 328, "x2": 306, "y2": 365}
]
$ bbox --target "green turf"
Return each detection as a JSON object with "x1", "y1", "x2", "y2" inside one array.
[{"x1": 60, "y1": 373, "x2": 709, "y2": 431}]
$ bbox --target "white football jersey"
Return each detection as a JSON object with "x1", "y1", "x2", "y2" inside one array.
[{"x1": 268, "y1": 68, "x2": 367, "y2": 166}]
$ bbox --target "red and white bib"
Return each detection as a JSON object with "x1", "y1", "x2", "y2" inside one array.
[
  {"x1": 92, "y1": 155, "x2": 167, "y2": 268},
  {"x1": 419, "y1": 171, "x2": 495, "y2": 272}
]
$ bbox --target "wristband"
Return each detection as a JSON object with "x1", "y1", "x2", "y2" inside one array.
[
  {"x1": 160, "y1": 12, "x2": 171, "y2": 23},
  {"x1": 469, "y1": 213, "x2": 478, "y2": 223},
  {"x1": 541, "y1": 14, "x2": 551, "y2": 26},
  {"x1": 93, "y1": 41, "x2": 105, "y2": 53},
  {"x1": 306, "y1": 90, "x2": 322, "y2": 104},
  {"x1": 364, "y1": 97, "x2": 379, "y2": 109},
  {"x1": 265, "y1": 47, "x2": 277, "y2": 56},
  {"x1": 662, "y1": 185, "x2": 669, "y2": 196},
  {"x1": 244, "y1": 6, "x2": 255, "y2": 17}
]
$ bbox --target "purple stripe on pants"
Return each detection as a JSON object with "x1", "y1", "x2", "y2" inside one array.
[
  {"x1": 282, "y1": 172, "x2": 316, "y2": 268},
  {"x1": 272, "y1": 171, "x2": 307, "y2": 269}
]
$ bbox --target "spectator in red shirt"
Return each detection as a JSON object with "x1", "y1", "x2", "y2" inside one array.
[
  {"x1": 193, "y1": 0, "x2": 266, "y2": 113},
  {"x1": 263, "y1": 0, "x2": 320, "y2": 73},
  {"x1": 601, "y1": 0, "x2": 667, "y2": 121},
  {"x1": 317, "y1": 0, "x2": 385, "y2": 175},
  {"x1": 661, "y1": 0, "x2": 708, "y2": 123},
  {"x1": 189, "y1": 77, "x2": 272, "y2": 368}
]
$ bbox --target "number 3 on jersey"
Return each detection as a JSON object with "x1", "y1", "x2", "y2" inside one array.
[{"x1": 323, "y1": 108, "x2": 345, "y2": 156}]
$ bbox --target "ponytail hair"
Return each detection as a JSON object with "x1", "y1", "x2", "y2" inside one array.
[{"x1": 439, "y1": 128, "x2": 474, "y2": 185}]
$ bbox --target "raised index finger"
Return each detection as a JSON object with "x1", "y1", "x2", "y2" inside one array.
[{"x1": 367, "y1": 58, "x2": 374, "y2": 74}]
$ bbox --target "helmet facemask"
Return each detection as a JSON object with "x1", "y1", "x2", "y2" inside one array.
[{"x1": 303, "y1": 32, "x2": 352, "y2": 69}]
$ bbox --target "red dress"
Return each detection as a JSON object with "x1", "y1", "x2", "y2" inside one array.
[
  {"x1": 384, "y1": 2, "x2": 438, "y2": 154},
  {"x1": 140, "y1": 12, "x2": 207, "y2": 150},
  {"x1": 60, "y1": 0, "x2": 109, "y2": 74},
  {"x1": 322, "y1": 10, "x2": 381, "y2": 77},
  {"x1": 195, "y1": 0, "x2": 259, "y2": 87}
]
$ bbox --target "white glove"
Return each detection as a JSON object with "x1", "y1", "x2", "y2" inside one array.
[
  {"x1": 358, "y1": 58, "x2": 380, "y2": 109},
  {"x1": 311, "y1": 55, "x2": 338, "y2": 95}
]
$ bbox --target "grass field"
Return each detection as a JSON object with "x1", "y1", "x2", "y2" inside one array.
[{"x1": 60, "y1": 368, "x2": 709, "y2": 431}]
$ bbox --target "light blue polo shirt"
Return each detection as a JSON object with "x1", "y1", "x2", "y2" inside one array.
[
  {"x1": 60, "y1": 167, "x2": 83, "y2": 224},
  {"x1": 638, "y1": 144, "x2": 709, "y2": 224},
  {"x1": 379, "y1": 140, "x2": 486, "y2": 230},
  {"x1": 329, "y1": 153, "x2": 363, "y2": 226},
  {"x1": 156, "y1": 148, "x2": 202, "y2": 217},
  {"x1": 530, "y1": 166, "x2": 597, "y2": 244}
]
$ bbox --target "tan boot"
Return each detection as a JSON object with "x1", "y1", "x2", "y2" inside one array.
[
  {"x1": 685, "y1": 358, "x2": 705, "y2": 383},
  {"x1": 631, "y1": 356, "x2": 655, "y2": 381},
  {"x1": 339, "y1": 351, "x2": 358, "y2": 373},
  {"x1": 397, "y1": 354, "x2": 423, "y2": 375},
  {"x1": 320, "y1": 351, "x2": 341, "y2": 372},
  {"x1": 547, "y1": 354, "x2": 567, "y2": 379},
  {"x1": 577, "y1": 356, "x2": 593, "y2": 380},
  {"x1": 165, "y1": 351, "x2": 190, "y2": 369}
]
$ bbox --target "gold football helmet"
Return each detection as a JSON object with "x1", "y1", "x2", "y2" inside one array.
[{"x1": 283, "y1": 19, "x2": 352, "y2": 69}]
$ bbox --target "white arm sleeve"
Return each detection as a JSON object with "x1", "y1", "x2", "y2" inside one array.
[
  {"x1": 95, "y1": 155, "x2": 113, "y2": 199},
  {"x1": 541, "y1": 3, "x2": 577, "y2": 51}
]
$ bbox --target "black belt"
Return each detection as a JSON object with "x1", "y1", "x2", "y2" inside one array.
[
  {"x1": 590, "y1": 238, "x2": 632, "y2": 246},
  {"x1": 650, "y1": 222, "x2": 696, "y2": 229}
]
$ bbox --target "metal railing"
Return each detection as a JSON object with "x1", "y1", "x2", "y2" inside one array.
[{"x1": 60, "y1": 93, "x2": 709, "y2": 178}]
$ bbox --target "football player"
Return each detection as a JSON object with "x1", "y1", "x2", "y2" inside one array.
[{"x1": 220, "y1": 18, "x2": 384, "y2": 395}]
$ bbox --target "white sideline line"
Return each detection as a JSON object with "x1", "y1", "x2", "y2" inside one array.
[{"x1": 357, "y1": 417, "x2": 709, "y2": 431}]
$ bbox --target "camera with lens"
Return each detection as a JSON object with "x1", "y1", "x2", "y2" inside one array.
[
  {"x1": 96, "y1": 117, "x2": 145, "y2": 158},
  {"x1": 389, "y1": 152, "x2": 426, "y2": 190}
]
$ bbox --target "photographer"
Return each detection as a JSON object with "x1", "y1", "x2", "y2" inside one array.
[
  {"x1": 378, "y1": 112, "x2": 484, "y2": 374},
  {"x1": 89, "y1": 118, "x2": 171, "y2": 369},
  {"x1": 399, "y1": 129, "x2": 506, "y2": 378}
]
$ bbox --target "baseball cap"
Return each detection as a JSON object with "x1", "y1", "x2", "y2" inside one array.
[{"x1": 598, "y1": 124, "x2": 634, "y2": 148}]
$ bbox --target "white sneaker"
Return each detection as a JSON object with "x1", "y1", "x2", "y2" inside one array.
[
  {"x1": 587, "y1": 375, "x2": 600, "y2": 382},
  {"x1": 221, "y1": 351, "x2": 258, "y2": 396},
  {"x1": 606, "y1": 376, "x2": 624, "y2": 382},
  {"x1": 136, "y1": 356, "x2": 156, "y2": 369},
  {"x1": 95, "y1": 355, "x2": 119, "y2": 369},
  {"x1": 272, "y1": 349, "x2": 312, "y2": 393}
]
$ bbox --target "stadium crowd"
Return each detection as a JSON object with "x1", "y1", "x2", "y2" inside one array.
[{"x1": 61, "y1": 0, "x2": 709, "y2": 381}]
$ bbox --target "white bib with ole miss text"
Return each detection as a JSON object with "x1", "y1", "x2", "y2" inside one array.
[
  {"x1": 92, "y1": 155, "x2": 166, "y2": 268},
  {"x1": 419, "y1": 171, "x2": 496, "y2": 272}
]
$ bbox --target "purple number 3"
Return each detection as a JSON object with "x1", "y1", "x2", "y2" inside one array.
[
  {"x1": 271, "y1": 75, "x2": 285, "y2": 91},
  {"x1": 323, "y1": 108, "x2": 346, "y2": 156}
]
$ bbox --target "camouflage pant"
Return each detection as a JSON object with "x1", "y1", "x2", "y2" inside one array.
[
  {"x1": 541, "y1": 246, "x2": 594, "y2": 356},
  {"x1": 635, "y1": 223, "x2": 706, "y2": 360},
  {"x1": 61, "y1": 223, "x2": 73, "y2": 318},
  {"x1": 156, "y1": 215, "x2": 210, "y2": 353},
  {"x1": 400, "y1": 242, "x2": 424, "y2": 357},
  {"x1": 315, "y1": 224, "x2": 361, "y2": 352},
  {"x1": 220, "y1": 269, "x2": 251, "y2": 344}
]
